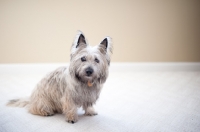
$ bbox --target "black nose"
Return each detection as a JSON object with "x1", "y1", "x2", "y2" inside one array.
[{"x1": 85, "y1": 67, "x2": 93, "y2": 76}]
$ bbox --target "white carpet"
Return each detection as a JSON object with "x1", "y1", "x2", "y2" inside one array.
[{"x1": 0, "y1": 63, "x2": 200, "y2": 132}]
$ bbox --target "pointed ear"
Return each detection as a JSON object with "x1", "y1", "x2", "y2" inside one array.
[
  {"x1": 76, "y1": 34, "x2": 86, "y2": 48},
  {"x1": 71, "y1": 31, "x2": 88, "y2": 59},
  {"x1": 99, "y1": 37, "x2": 113, "y2": 55},
  {"x1": 71, "y1": 31, "x2": 87, "y2": 51},
  {"x1": 98, "y1": 36, "x2": 113, "y2": 65},
  {"x1": 100, "y1": 38, "x2": 108, "y2": 50},
  {"x1": 73, "y1": 31, "x2": 87, "y2": 49}
]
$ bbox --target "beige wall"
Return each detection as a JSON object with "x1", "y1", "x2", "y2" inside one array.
[{"x1": 0, "y1": 0, "x2": 200, "y2": 63}]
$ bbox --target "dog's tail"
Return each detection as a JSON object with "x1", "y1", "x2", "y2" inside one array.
[{"x1": 7, "y1": 98, "x2": 29, "y2": 107}]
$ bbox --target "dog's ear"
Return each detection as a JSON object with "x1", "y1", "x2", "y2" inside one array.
[
  {"x1": 76, "y1": 34, "x2": 86, "y2": 48},
  {"x1": 72, "y1": 31, "x2": 87, "y2": 49},
  {"x1": 71, "y1": 31, "x2": 88, "y2": 58},
  {"x1": 100, "y1": 38, "x2": 108, "y2": 50},
  {"x1": 98, "y1": 36, "x2": 113, "y2": 65},
  {"x1": 99, "y1": 37, "x2": 113, "y2": 55}
]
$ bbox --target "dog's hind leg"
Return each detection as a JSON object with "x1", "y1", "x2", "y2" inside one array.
[{"x1": 28, "y1": 98, "x2": 55, "y2": 116}]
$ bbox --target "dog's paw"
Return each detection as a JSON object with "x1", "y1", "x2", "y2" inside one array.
[
  {"x1": 37, "y1": 110, "x2": 54, "y2": 117},
  {"x1": 66, "y1": 115, "x2": 78, "y2": 124},
  {"x1": 85, "y1": 111, "x2": 98, "y2": 116},
  {"x1": 84, "y1": 106, "x2": 98, "y2": 116},
  {"x1": 66, "y1": 118, "x2": 78, "y2": 124},
  {"x1": 67, "y1": 120, "x2": 76, "y2": 124},
  {"x1": 45, "y1": 113, "x2": 54, "y2": 117},
  {"x1": 85, "y1": 112, "x2": 98, "y2": 116}
]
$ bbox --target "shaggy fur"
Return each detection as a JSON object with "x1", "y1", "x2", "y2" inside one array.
[{"x1": 7, "y1": 31, "x2": 113, "y2": 123}]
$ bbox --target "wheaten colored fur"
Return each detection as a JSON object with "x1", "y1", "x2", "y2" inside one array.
[{"x1": 7, "y1": 31, "x2": 112, "y2": 123}]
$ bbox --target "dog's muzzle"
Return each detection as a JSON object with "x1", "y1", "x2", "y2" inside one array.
[{"x1": 85, "y1": 67, "x2": 93, "y2": 76}]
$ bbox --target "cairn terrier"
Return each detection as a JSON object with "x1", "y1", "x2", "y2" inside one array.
[{"x1": 7, "y1": 31, "x2": 113, "y2": 123}]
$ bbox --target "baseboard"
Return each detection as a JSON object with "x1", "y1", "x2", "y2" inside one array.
[
  {"x1": 0, "y1": 62, "x2": 200, "y2": 74},
  {"x1": 110, "y1": 62, "x2": 200, "y2": 72}
]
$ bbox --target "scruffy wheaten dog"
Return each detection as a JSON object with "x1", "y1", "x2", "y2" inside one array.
[{"x1": 7, "y1": 31, "x2": 113, "y2": 123}]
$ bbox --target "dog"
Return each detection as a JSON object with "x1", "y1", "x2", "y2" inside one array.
[{"x1": 7, "y1": 31, "x2": 113, "y2": 123}]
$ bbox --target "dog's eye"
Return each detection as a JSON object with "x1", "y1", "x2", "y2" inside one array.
[
  {"x1": 81, "y1": 57, "x2": 86, "y2": 62},
  {"x1": 95, "y1": 58, "x2": 99, "y2": 63}
]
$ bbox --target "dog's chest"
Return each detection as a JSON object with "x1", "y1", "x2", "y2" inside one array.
[{"x1": 72, "y1": 86, "x2": 100, "y2": 105}]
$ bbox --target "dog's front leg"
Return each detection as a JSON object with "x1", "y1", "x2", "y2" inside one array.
[
  {"x1": 83, "y1": 103, "x2": 98, "y2": 116},
  {"x1": 62, "y1": 99, "x2": 78, "y2": 124}
]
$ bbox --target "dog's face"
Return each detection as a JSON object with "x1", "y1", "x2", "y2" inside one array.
[{"x1": 69, "y1": 31, "x2": 112, "y2": 86}]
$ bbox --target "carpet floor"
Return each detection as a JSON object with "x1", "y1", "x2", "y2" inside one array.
[{"x1": 0, "y1": 63, "x2": 200, "y2": 132}]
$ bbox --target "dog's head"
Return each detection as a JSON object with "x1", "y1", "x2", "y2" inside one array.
[{"x1": 69, "y1": 31, "x2": 113, "y2": 86}]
